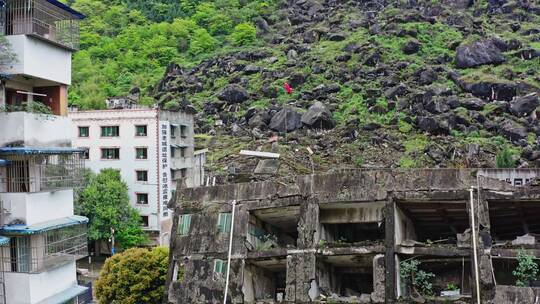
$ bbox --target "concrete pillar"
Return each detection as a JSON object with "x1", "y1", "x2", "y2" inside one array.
[
  {"x1": 372, "y1": 254, "x2": 386, "y2": 303},
  {"x1": 385, "y1": 197, "x2": 396, "y2": 303},
  {"x1": 298, "y1": 197, "x2": 319, "y2": 249},
  {"x1": 285, "y1": 253, "x2": 317, "y2": 303}
]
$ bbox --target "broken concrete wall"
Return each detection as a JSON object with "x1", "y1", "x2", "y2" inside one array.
[
  {"x1": 242, "y1": 264, "x2": 277, "y2": 302},
  {"x1": 371, "y1": 254, "x2": 385, "y2": 303},
  {"x1": 169, "y1": 259, "x2": 244, "y2": 304}
]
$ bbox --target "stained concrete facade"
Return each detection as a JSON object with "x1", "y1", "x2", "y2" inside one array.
[{"x1": 166, "y1": 169, "x2": 540, "y2": 303}]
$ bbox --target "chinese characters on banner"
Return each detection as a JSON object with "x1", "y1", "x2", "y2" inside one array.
[{"x1": 160, "y1": 122, "x2": 171, "y2": 218}]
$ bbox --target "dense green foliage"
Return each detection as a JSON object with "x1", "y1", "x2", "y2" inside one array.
[
  {"x1": 513, "y1": 249, "x2": 539, "y2": 287},
  {"x1": 78, "y1": 168, "x2": 147, "y2": 248},
  {"x1": 95, "y1": 247, "x2": 169, "y2": 304},
  {"x1": 496, "y1": 148, "x2": 517, "y2": 168},
  {"x1": 400, "y1": 259, "x2": 435, "y2": 297},
  {"x1": 63, "y1": 0, "x2": 273, "y2": 109}
]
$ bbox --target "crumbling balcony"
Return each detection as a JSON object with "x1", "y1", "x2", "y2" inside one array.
[
  {"x1": 2, "y1": 0, "x2": 84, "y2": 50},
  {"x1": 246, "y1": 207, "x2": 299, "y2": 252},
  {"x1": 319, "y1": 202, "x2": 385, "y2": 246}
]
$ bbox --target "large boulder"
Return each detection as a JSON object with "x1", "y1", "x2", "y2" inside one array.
[
  {"x1": 499, "y1": 119, "x2": 528, "y2": 142},
  {"x1": 217, "y1": 84, "x2": 249, "y2": 103},
  {"x1": 269, "y1": 107, "x2": 302, "y2": 132},
  {"x1": 417, "y1": 116, "x2": 450, "y2": 135},
  {"x1": 510, "y1": 93, "x2": 539, "y2": 117},
  {"x1": 456, "y1": 38, "x2": 506, "y2": 68},
  {"x1": 402, "y1": 39, "x2": 421, "y2": 54},
  {"x1": 301, "y1": 102, "x2": 335, "y2": 129}
]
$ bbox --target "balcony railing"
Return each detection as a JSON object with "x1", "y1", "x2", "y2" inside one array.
[
  {"x1": 0, "y1": 152, "x2": 85, "y2": 193},
  {"x1": 0, "y1": 224, "x2": 87, "y2": 273},
  {"x1": 2, "y1": 0, "x2": 83, "y2": 49}
]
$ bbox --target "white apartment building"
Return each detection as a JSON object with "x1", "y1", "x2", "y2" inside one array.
[
  {"x1": 69, "y1": 106, "x2": 205, "y2": 247},
  {"x1": 0, "y1": 1, "x2": 90, "y2": 303}
]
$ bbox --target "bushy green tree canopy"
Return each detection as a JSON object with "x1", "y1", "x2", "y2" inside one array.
[
  {"x1": 95, "y1": 247, "x2": 169, "y2": 304},
  {"x1": 78, "y1": 168, "x2": 147, "y2": 248},
  {"x1": 65, "y1": 0, "x2": 275, "y2": 110},
  {"x1": 0, "y1": 35, "x2": 17, "y2": 71}
]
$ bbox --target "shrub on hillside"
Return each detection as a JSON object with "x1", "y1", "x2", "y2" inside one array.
[{"x1": 229, "y1": 22, "x2": 257, "y2": 46}]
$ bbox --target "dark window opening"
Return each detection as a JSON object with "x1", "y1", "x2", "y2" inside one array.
[
  {"x1": 317, "y1": 255, "x2": 375, "y2": 298},
  {"x1": 141, "y1": 216, "x2": 149, "y2": 227},
  {"x1": 135, "y1": 125, "x2": 147, "y2": 136},
  {"x1": 136, "y1": 170, "x2": 148, "y2": 182},
  {"x1": 180, "y1": 125, "x2": 187, "y2": 138},
  {"x1": 322, "y1": 222, "x2": 384, "y2": 244},
  {"x1": 137, "y1": 193, "x2": 149, "y2": 205},
  {"x1": 247, "y1": 207, "x2": 300, "y2": 251},
  {"x1": 396, "y1": 202, "x2": 469, "y2": 244},
  {"x1": 78, "y1": 127, "x2": 89, "y2": 138},
  {"x1": 101, "y1": 126, "x2": 119, "y2": 137},
  {"x1": 101, "y1": 148, "x2": 120, "y2": 160},
  {"x1": 244, "y1": 260, "x2": 287, "y2": 302},
  {"x1": 136, "y1": 148, "x2": 148, "y2": 160},
  {"x1": 489, "y1": 201, "x2": 540, "y2": 244}
]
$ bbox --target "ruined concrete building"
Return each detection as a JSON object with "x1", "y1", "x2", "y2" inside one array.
[{"x1": 165, "y1": 169, "x2": 540, "y2": 303}]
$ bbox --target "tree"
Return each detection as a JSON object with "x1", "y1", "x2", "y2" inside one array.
[
  {"x1": 496, "y1": 147, "x2": 516, "y2": 168},
  {"x1": 78, "y1": 168, "x2": 147, "y2": 249},
  {"x1": 95, "y1": 247, "x2": 169, "y2": 304},
  {"x1": 400, "y1": 259, "x2": 435, "y2": 297},
  {"x1": 229, "y1": 22, "x2": 257, "y2": 46},
  {"x1": 513, "y1": 249, "x2": 539, "y2": 287}
]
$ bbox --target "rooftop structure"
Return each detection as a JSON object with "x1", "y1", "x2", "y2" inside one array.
[{"x1": 166, "y1": 168, "x2": 540, "y2": 304}]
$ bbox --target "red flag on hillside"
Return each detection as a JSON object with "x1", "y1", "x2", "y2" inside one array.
[{"x1": 284, "y1": 82, "x2": 293, "y2": 94}]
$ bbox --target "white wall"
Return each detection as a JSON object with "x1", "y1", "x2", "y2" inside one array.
[
  {"x1": 70, "y1": 110, "x2": 162, "y2": 240},
  {"x1": 69, "y1": 109, "x2": 200, "y2": 246},
  {"x1": 0, "y1": 112, "x2": 72, "y2": 147},
  {"x1": 0, "y1": 190, "x2": 74, "y2": 226},
  {"x1": 5, "y1": 35, "x2": 72, "y2": 85},
  {"x1": 5, "y1": 262, "x2": 78, "y2": 304}
]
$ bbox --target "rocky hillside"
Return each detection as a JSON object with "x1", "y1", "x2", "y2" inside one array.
[{"x1": 153, "y1": 0, "x2": 540, "y2": 178}]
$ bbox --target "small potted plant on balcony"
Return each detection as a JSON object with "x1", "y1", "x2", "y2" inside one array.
[{"x1": 441, "y1": 283, "x2": 460, "y2": 297}]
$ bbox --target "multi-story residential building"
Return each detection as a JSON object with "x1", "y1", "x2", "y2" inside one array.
[
  {"x1": 0, "y1": 1, "x2": 89, "y2": 303},
  {"x1": 69, "y1": 105, "x2": 205, "y2": 247}
]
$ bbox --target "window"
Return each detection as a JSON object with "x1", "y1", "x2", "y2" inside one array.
[
  {"x1": 141, "y1": 216, "x2": 149, "y2": 227},
  {"x1": 101, "y1": 126, "x2": 119, "y2": 137},
  {"x1": 136, "y1": 148, "x2": 148, "y2": 160},
  {"x1": 101, "y1": 148, "x2": 120, "y2": 159},
  {"x1": 214, "y1": 259, "x2": 228, "y2": 276},
  {"x1": 137, "y1": 193, "x2": 149, "y2": 205},
  {"x1": 136, "y1": 170, "x2": 148, "y2": 182},
  {"x1": 78, "y1": 126, "x2": 89, "y2": 138},
  {"x1": 180, "y1": 147, "x2": 186, "y2": 158},
  {"x1": 171, "y1": 147, "x2": 175, "y2": 158},
  {"x1": 80, "y1": 148, "x2": 90, "y2": 160},
  {"x1": 181, "y1": 168, "x2": 187, "y2": 178},
  {"x1": 135, "y1": 125, "x2": 147, "y2": 136},
  {"x1": 180, "y1": 125, "x2": 188, "y2": 138},
  {"x1": 171, "y1": 125, "x2": 177, "y2": 138},
  {"x1": 178, "y1": 214, "x2": 192, "y2": 235},
  {"x1": 217, "y1": 213, "x2": 232, "y2": 233}
]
